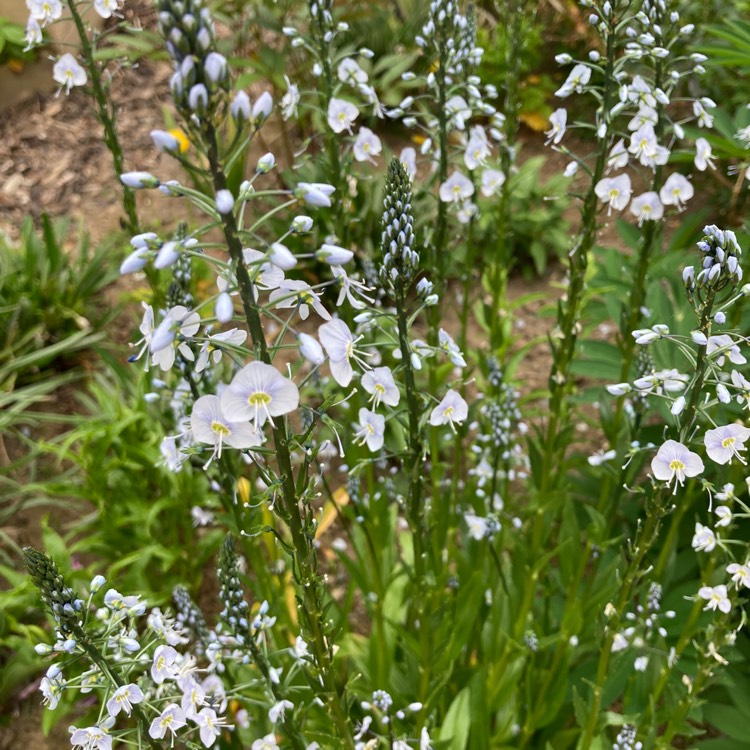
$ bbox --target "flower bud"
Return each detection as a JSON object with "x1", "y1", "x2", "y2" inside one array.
[
  {"x1": 188, "y1": 83, "x2": 209, "y2": 114},
  {"x1": 316, "y1": 243, "x2": 353, "y2": 265},
  {"x1": 215, "y1": 292, "x2": 234, "y2": 323},
  {"x1": 121, "y1": 171, "x2": 160, "y2": 189},
  {"x1": 251, "y1": 91, "x2": 273, "y2": 124},
  {"x1": 256, "y1": 152, "x2": 276, "y2": 174},
  {"x1": 291, "y1": 216, "x2": 314, "y2": 233},
  {"x1": 269, "y1": 242, "x2": 296, "y2": 270},
  {"x1": 215, "y1": 189, "x2": 234, "y2": 214}
]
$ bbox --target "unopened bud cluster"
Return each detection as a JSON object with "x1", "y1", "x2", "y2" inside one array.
[
  {"x1": 157, "y1": 0, "x2": 228, "y2": 117},
  {"x1": 417, "y1": 0, "x2": 482, "y2": 78},
  {"x1": 23, "y1": 547, "x2": 84, "y2": 635},
  {"x1": 380, "y1": 158, "x2": 418, "y2": 292},
  {"x1": 684, "y1": 225, "x2": 743, "y2": 293},
  {"x1": 218, "y1": 535, "x2": 251, "y2": 643},
  {"x1": 173, "y1": 584, "x2": 211, "y2": 652}
]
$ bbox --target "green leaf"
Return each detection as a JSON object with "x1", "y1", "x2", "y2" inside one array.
[{"x1": 440, "y1": 687, "x2": 471, "y2": 750}]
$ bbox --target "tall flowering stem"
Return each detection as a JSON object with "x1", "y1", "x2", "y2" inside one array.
[
  {"x1": 155, "y1": 0, "x2": 355, "y2": 741},
  {"x1": 540, "y1": 25, "x2": 618, "y2": 494},
  {"x1": 64, "y1": 0, "x2": 140, "y2": 233},
  {"x1": 204, "y1": 124, "x2": 353, "y2": 747},
  {"x1": 580, "y1": 226, "x2": 743, "y2": 746},
  {"x1": 380, "y1": 157, "x2": 433, "y2": 697},
  {"x1": 305, "y1": 0, "x2": 346, "y2": 242}
]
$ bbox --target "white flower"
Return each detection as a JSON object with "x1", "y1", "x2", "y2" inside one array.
[
  {"x1": 630, "y1": 192, "x2": 664, "y2": 226},
  {"x1": 704, "y1": 424, "x2": 750, "y2": 465},
  {"x1": 319, "y1": 319, "x2": 369, "y2": 386},
  {"x1": 692, "y1": 522, "x2": 717, "y2": 552},
  {"x1": 611, "y1": 633, "x2": 629, "y2": 652},
  {"x1": 545, "y1": 108, "x2": 567, "y2": 145},
  {"x1": 191, "y1": 506, "x2": 214, "y2": 527},
  {"x1": 269, "y1": 700, "x2": 294, "y2": 724},
  {"x1": 25, "y1": 16, "x2": 42, "y2": 46},
  {"x1": 106, "y1": 684, "x2": 144, "y2": 718},
  {"x1": 150, "y1": 306, "x2": 201, "y2": 371},
  {"x1": 429, "y1": 390, "x2": 469, "y2": 432},
  {"x1": 151, "y1": 645, "x2": 180, "y2": 684},
  {"x1": 40, "y1": 664, "x2": 65, "y2": 709},
  {"x1": 651, "y1": 440, "x2": 704, "y2": 493},
  {"x1": 698, "y1": 584, "x2": 731, "y2": 613},
  {"x1": 70, "y1": 726, "x2": 112, "y2": 750},
  {"x1": 588, "y1": 449, "x2": 616, "y2": 466},
  {"x1": 438, "y1": 329, "x2": 466, "y2": 367},
  {"x1": 337, "y1": 57, "x2": 368, "y2": 84},
  {"x1": 707, "y1": 335, "x2": 746, "y2": 366},
  {"x1": 400, "y1": 147, "x2": 417, "y2": 180},
  {"x1": 93, "y1": 0, "x2": 120, "y2": 19},
  {"x1": 353, "y1": 127, "x2": 382, "y2": 163},
  {"x1": 480, "y1": 168, "x2": 505, "y2": 197},
  {"x1": 196, "y1": 328, "x2": 247, "y2": 373},
  {"x1": 607, "y1": 139, "x2": 629, "y2": 172},
  {"x1": 195, "y1": 707, "x2": 223, "y2": 747},
  {"x1": 28, "y1": 0, "x2": 62, "y2": 23},
  {"x1": 693, "y1": 99, "x2": 714, "y2": 128},
  {"x1": 269, "y1": 280, "x2": 331, "y2": 320},
  {"x1": 361, "y1": 367, "x2": 400, "y2": 408},
  {"x1": 715, "y1": 506, "x2": 733, "y2": 528},
  {"x1": 439, "y1": 171, "x2": 474, "y2": 203},
  {"x1": 595, "y1": 174, "x2": 632, "y2": 214},
  {"x1": 555, "y1": 64, "x2": 591, "y2": 97},
  {"x1": 694, "y1": 137, "x2": 716, "y2": 171},
  {"x1": 280, "y1": 76, "x2": 299, "y2": 120},
  {"x1": 180, "y1": 676, "x2": 206, "y2": 721},
  {"x1": 464, "y1": 514, "x2": 489, "y2": 540},
  {"x1": 634, "y1": 655, "x2": 649, "y2": 672},
  {"x1": 149, "y1": 704, "x2": 187, "y2": 740},
  {"x1": 354, "y1": 408, "x2": 385, "y2": 451},
  {"x1": 628, "y1": 123, "x2": 658, "y2": 165},
  {"x1": 727, "y1": 562, "x2": 750, "y2": 588},
  {"x1": 464, "y1": 127, "x2": 491, "y2": 169},
  {"x1": 53, "y1": 53, "x2": 86, "y2": 94},
  {"x1": 220, "y1": 362, "x2": 300, "y2": 427},
  {"x1": 191, "y1": 395, "x2": 263, "y2": 461},
  {"x1": 331, "y1": 265, "x2": 374, "y2": 309},
  {"x1": 445, "y1": 95, "x2": 471, "y2": 129},
  {"x1": 659, "y1": 173, "x2": 694, "y2": 211},
  {"x1": 252, "y1": 735, "x2": 279, "y2": 750},
  {"x1": 327, "y1": 98, "x2": 359, "y2": 133}
]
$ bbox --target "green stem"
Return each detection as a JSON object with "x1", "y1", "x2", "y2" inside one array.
[{"x1": 395, "y1": 289, "x2": 432, "y2": 700}]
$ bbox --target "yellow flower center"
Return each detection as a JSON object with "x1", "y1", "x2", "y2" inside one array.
[
  {"x1": 248, "y1": 392, "x2": 271, "y2": 407},
  {"x1": 669, "y1": 459, "x2": 686, "y2": 472},
  {"x1": 722, "y1": 436, "x2": 736, "y2": 449},
  {"x1": 211, "y1": 421, "x2": 230, "y2": 436}
]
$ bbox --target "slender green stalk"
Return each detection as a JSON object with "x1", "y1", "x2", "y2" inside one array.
[
  {"x1": 203, "y1": 123, "x2": 354, "y2": 748},
  {"x1": 540, "y1": 25, "x2": 618, "y2": 494},
  {"x1": 65, "y1": 0, "x2": 139, "y2": 234},
  {"x1": 579, "y1": 289, "x2": 717, "y2": 746}
]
